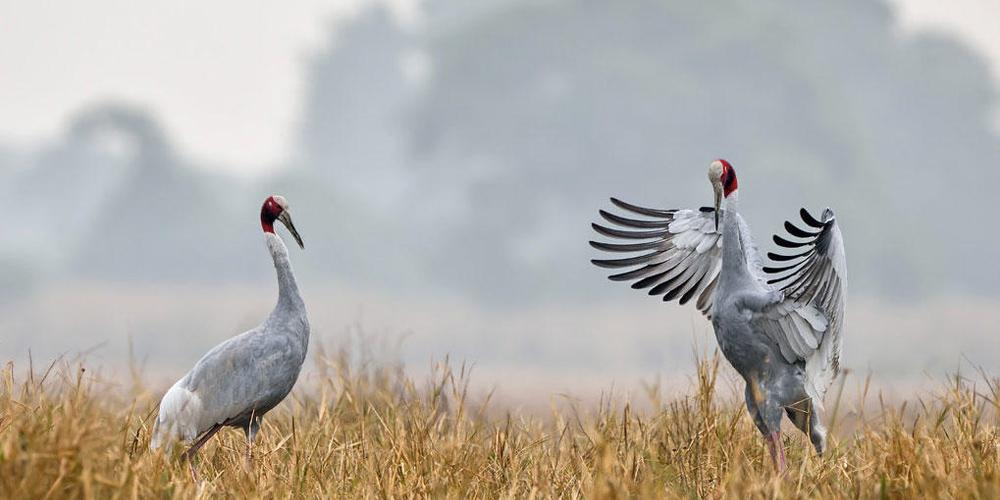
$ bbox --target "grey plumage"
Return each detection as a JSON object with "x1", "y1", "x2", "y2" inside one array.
[
  {"x1": 151, "y1": 195, "x2": 309, "y2": 479},
  {"x1": 590, "y1": 160, "x2": 846, "y2": 470}
]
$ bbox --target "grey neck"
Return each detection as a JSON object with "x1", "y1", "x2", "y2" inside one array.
[
  {"x1": 265, "y1": 232, "x2": 304, "y2": 311},
  {"x1": 721, "y1": 190, "x2": 751, "y2": 280}
]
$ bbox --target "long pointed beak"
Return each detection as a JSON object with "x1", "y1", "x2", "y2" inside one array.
[
  {"x1": 277, "y1": 211, "x2": 304, "y2": 249},
  {"x1": 713, "y1": 189, "x2": 721, "y2": 231}
]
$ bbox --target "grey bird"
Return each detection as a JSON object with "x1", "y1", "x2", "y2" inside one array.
[
  {"x1": 150, "y1": 195, "x2": 309, "y2": 480},
  {"x1": 590, "y1": 160, "x2": 846, "y2": 470}
]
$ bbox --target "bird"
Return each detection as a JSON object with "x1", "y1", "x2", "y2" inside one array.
[
  {"x1": 150, "y1": 195, "x2": 309, "y2": 481},
  {"x1": 590, "y1": 159, "x2": 846, "y2": 470}
]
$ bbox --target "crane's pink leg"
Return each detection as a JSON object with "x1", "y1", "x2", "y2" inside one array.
[
  {"x1": 184, "y1": 424, "x2": 224, "y2": 482},
  {"x1": 766, "y1": 430, "x2": 787, "y2": 472}
]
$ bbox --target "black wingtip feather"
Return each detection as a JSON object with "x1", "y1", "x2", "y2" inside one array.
[
  {"x1": 662, "y1": 284, "x2": 684, "y2": 302},
  {"x1": 609, "y1": 198, "x2": 675, "y2": 218},
  {"x1": 763, "y1": 263, "x2": 800, "y2": 274},
  {"x1": 599, "y1": 210, "x2": 673, "y2": 229},
  {"x1": 650, "y1": 275, "x2": 683, "y2": 296},
  {"x1": 591, "y1": 258, "x2": 631, "y2": 269},
  {"x1": 589, "y1": 239, "x2": 662, "y2": 252},
  {"x1": 592, "y1": 223, "x2": 668, "y2": 240},
  {"x1": 800, "y1": 208, "x2": 825, "y2": 228},
  {"x1": 632, "y1": 271, "x2": 668, "y2": 289},
  {"x1": 591, "y1": 251, "x2": 665, "y2": 268},
  {"x1": 679, "y1": 272, "x2": 711, "y2": 305},
  {"x1": 784, "y1": 220, "x2": 818, "y2": 238},
  {"x1": 767, "y1": 250, "x2": 812, "y2": 261},
  {"x1": 773, "y1": 235, "x2": 809, "y2": 248}
]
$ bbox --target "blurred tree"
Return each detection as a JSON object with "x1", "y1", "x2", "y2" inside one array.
[
  {"x1": 292, "y1": 4, "x2": 436, "y2": 290},
  {"x1": 299, "y1": 5, "x2": 419, "y2": 208},
  {"x1": 1, "y1": 104, "x2": 136, "y2": 278},
  {"x1": 66, "y1": 104, "x2": 222, "y2": 282}
]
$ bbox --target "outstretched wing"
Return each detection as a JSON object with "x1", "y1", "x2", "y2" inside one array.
[
  {"x1": 590, "y1": 197, "x2": 727, "y2": 318},
  {"x1": 755, "y1": 207, "x2": 847, "y2": 403}
]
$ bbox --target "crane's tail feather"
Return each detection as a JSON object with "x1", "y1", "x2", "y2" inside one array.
[{"x1": 150, "y1": 382, "x2": 204, "y2": 451}]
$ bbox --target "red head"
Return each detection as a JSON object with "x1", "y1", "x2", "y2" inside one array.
[
  {"x1": 260, "y1": 196, "x2": 284, "y2": 233},
  {"x1": 708, "y1": 159, "x2": 738, "y2": 230},
  {"x1": 713, "y1": 159, "x2": 738, "y2": 197},
  {"x1": 260, "y1": 195, "x2": 304, "y2": 249}
]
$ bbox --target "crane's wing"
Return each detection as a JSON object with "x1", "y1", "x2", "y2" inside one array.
[
  {"x1": 590, "y1": 197, "x2": 737, "y2": 318},
  {"x1": 186, "y1": 328, "x2": 304, "y2": 428},
  {"x1": 754, "y1": 207, "x2": 847, "y2": 403}
]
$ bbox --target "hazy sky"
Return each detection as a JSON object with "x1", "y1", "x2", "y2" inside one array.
[{"x1": 1, "y1": 0, "x2": 998, "y2": 176}]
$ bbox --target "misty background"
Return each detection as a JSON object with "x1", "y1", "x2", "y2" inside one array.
[{"x1": 2, "y1": 0, "x2": 1000, "y2": 400}]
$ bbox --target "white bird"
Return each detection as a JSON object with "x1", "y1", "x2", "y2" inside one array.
[
  {"x1": 590, "y1": 160, "x2": 846, "y2": 470},
  {"x1": 150, "y1": 195, "x2": 309, "y2": 480}
]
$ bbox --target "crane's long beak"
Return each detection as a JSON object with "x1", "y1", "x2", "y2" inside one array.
[
  {"x1": 277, "y1": 211, "x2": 304, "y2": 249},
  {"x1": 713, "y1": 189, "x2": 721, "y2": 231}
]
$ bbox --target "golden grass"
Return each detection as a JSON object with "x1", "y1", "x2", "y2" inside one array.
[{"x1": 2, "y1": 345, "x2": 1000, "y2": 499}]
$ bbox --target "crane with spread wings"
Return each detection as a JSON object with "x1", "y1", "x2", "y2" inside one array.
[{"x1": 590, "y1": 160, "x2": 846, "y2": 470}]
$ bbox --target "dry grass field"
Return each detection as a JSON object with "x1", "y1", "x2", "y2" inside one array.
[{"x1": 2, "y1": 344, "x2": 1000, "y2": 499}]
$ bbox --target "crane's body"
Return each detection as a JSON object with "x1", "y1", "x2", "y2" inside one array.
[
  {"x1": 151, "y1": 196, "x2": 308, "y2": 480},
  {"x1": 591, "y1": 160, "x2": 846, "y2": 470}
]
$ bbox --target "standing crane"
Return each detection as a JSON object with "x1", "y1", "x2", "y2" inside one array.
[
  {"x1": 150, "y1": 195, "x2": 309, "y2": 481},
  {"x1": 590, "y1": 160, "x2": 846, "y2": 470}
]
